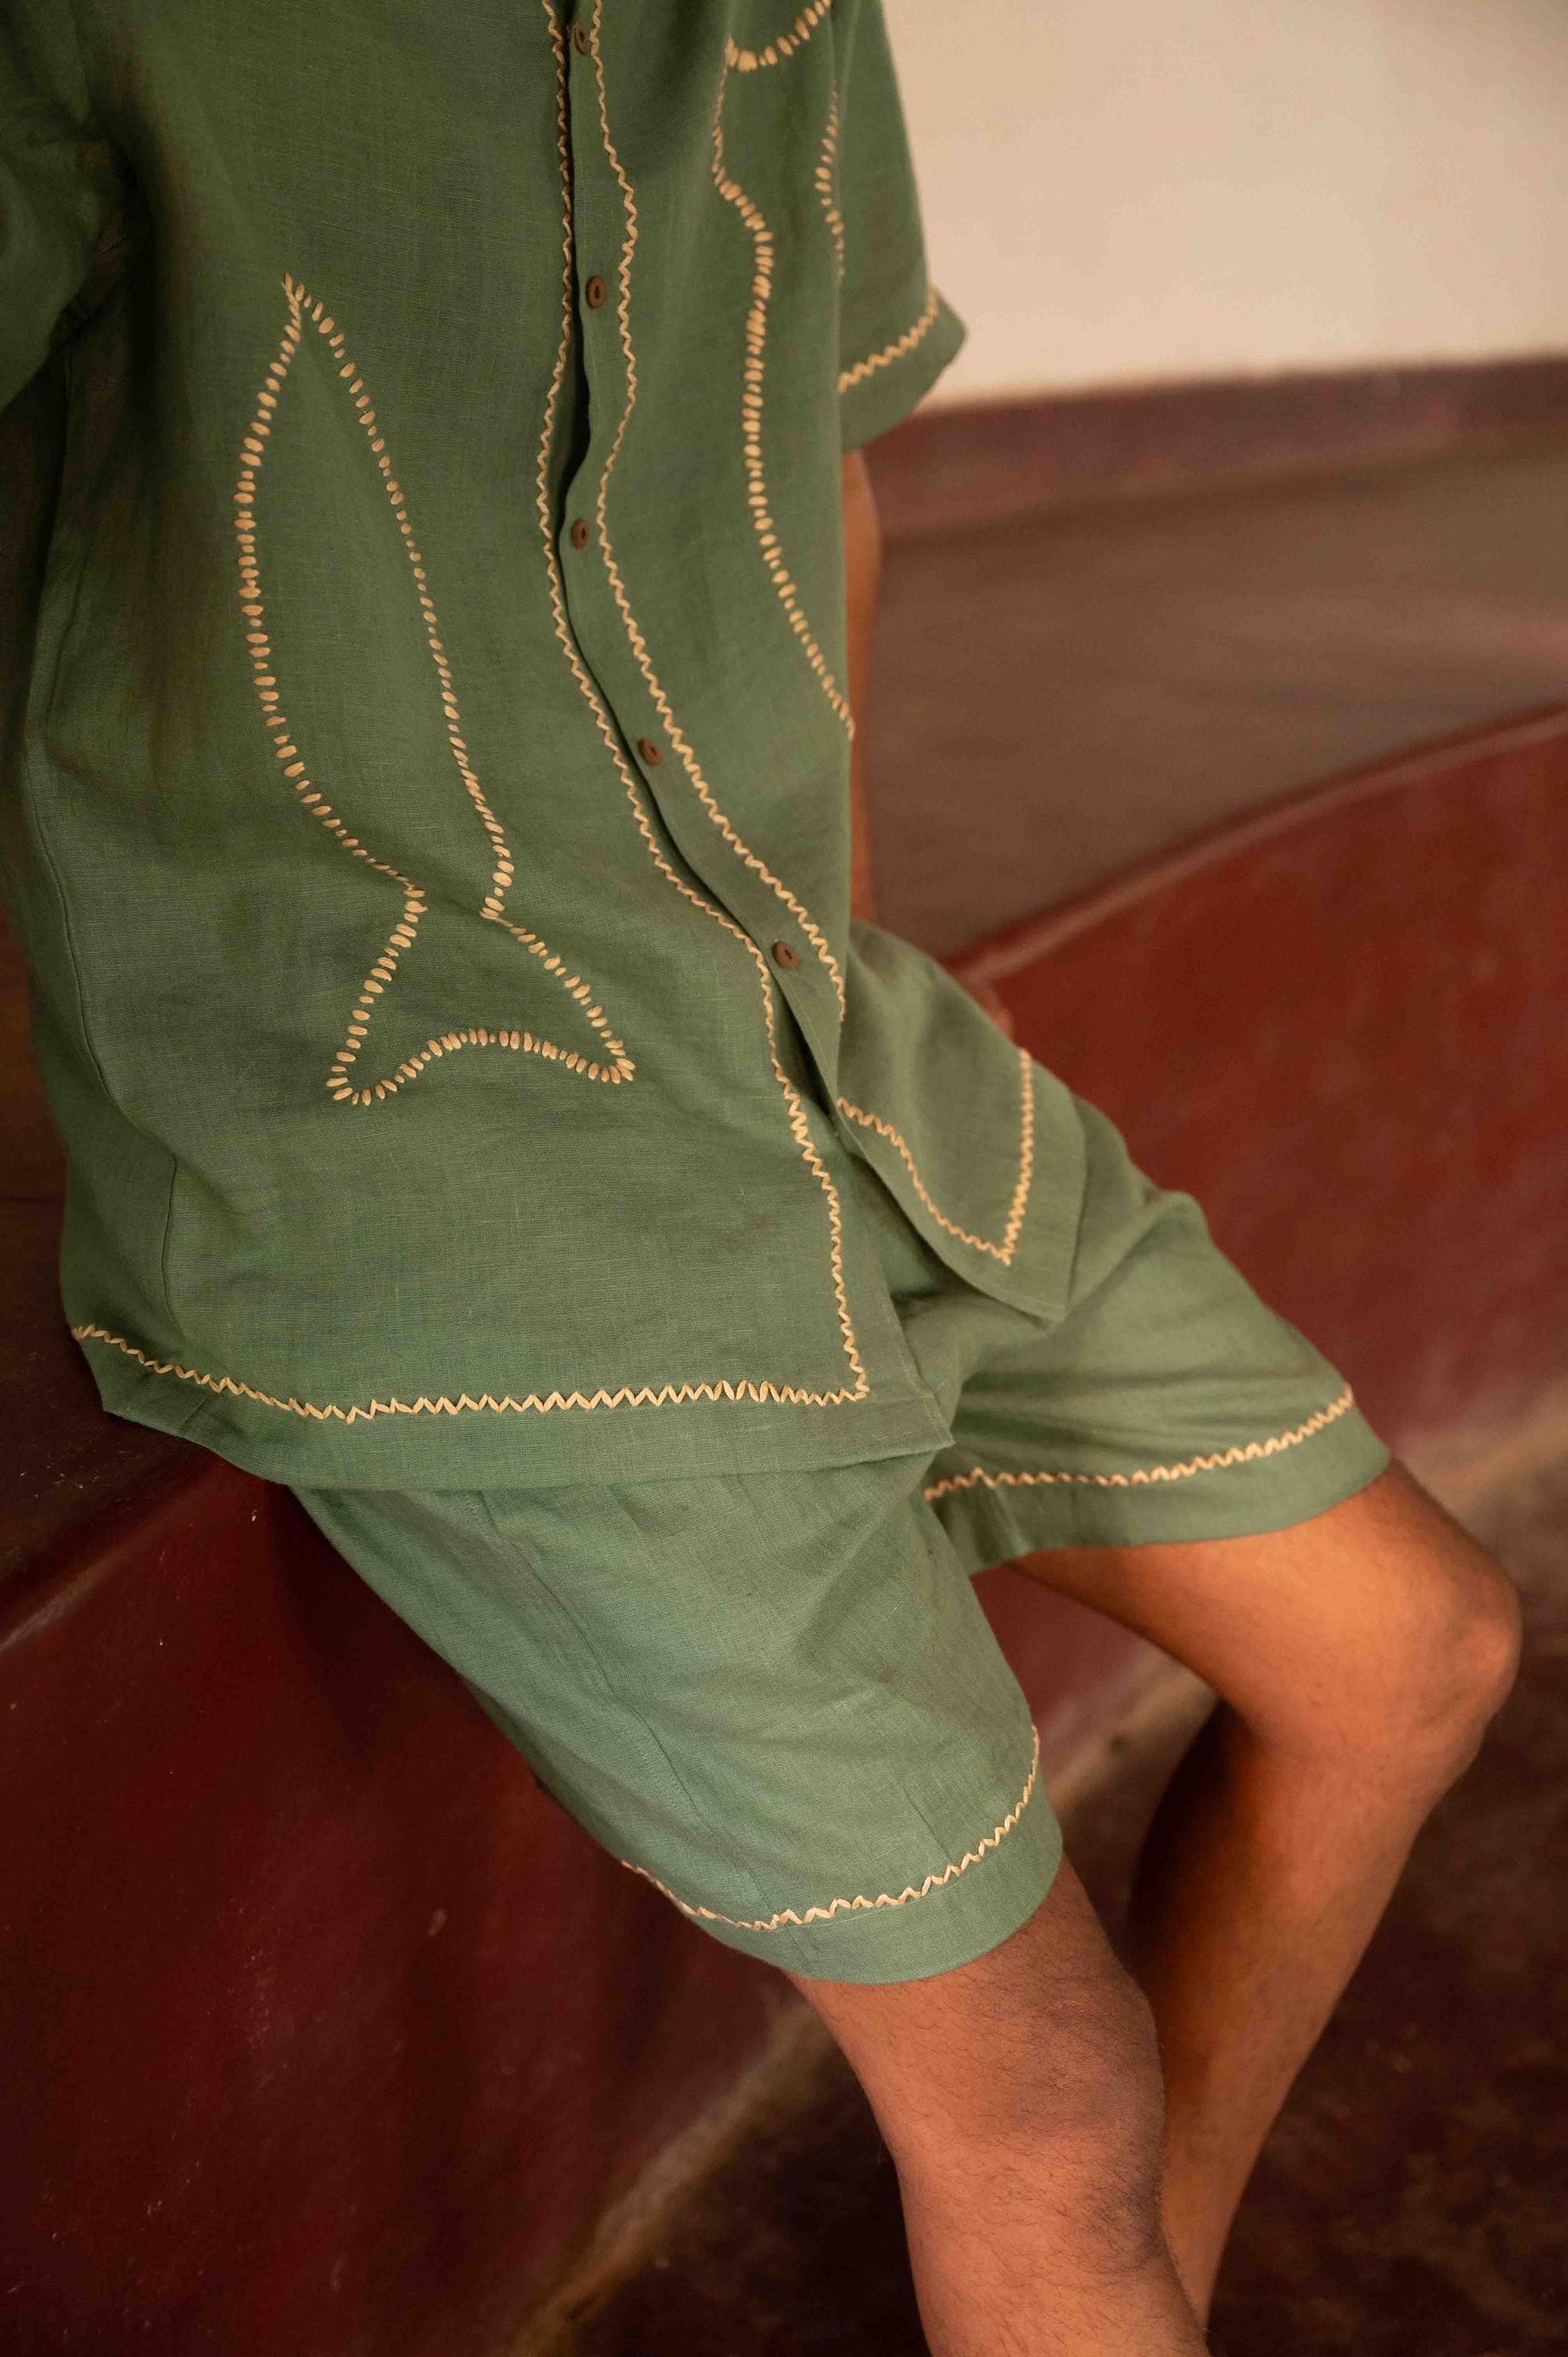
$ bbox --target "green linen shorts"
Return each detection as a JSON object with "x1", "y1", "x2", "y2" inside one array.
[{"x1": 295, "y1": 1100, "x2": 1388, "y2": 1986}]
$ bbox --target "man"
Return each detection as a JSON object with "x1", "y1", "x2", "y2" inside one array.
[{"x1": 0, "y1": 3, "x2": 1520, "y2": 2346}]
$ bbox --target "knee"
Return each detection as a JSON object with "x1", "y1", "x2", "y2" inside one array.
[
  {"x1": 1319, "y1": 1533, "x2": 1521, "y2": 1794},
  {"x1": 1414, "y1": 1551, "x2": 1522, "y2": 1774}
]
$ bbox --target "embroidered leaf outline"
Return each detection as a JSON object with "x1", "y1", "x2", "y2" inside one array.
[{"x1": 232, "y1": 274, "x2": 636, "y2": 1106}]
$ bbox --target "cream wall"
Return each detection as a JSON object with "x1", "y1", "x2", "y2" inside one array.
[{"x1": 886, "y1": 0, "x2": 1568, "y2": 400}]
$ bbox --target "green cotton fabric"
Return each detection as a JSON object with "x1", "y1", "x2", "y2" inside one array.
[
  {"x1": 292, "y1": 1101, "x2": 1386, "y2": 1984},
  {"x1": 297, "y1": 1467, "x2": 1062, "y2": 1985},
  {"x1": 0, "y1": 0, "x2": 1090, "y2": 1488},
  {"x1": 0, "y1": 0, "x2": 1098, "y2": 1479},
  {"x1": 857, "y1": 1099, "x2": 1391, "y2": 1555}
]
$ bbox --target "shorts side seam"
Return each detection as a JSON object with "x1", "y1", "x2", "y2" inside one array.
[
  {"x1": 923, "y1": 1386, "x2": 1356, "y2": 1503},
  {"x1": 471, "y1": 1493, "x2": 774, "y2": 1921},
  {"x1": 619, "y1": 1724, "x2": 1041, "y2": 1933}
]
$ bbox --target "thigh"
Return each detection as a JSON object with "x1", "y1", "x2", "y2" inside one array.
[{"x1": 1009, "y1": 1463, "x2": 1519, "y2": 1760}]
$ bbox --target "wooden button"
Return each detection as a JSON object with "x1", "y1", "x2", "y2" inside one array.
[
  {"x1": 571, "y1": 22, "x2": 590, "y2": 52},
  {"x1": 772, "y1": 940, "x2": 799, "y2": 969},
  {"x1": 585, "y1": 274, "x2": 608, "y2": 309},
  {"x1": 637, "y1": 737, "x2": 662, "y2": 766},
  {"x1": 568, "y1": 518, "x2": 589, "y2": 550}
]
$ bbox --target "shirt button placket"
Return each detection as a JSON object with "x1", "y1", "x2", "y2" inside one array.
[
  {"x1": 562, "y1": 2, "x2": 667, "y2": 880},
  {"x1": 561, "y1": 15, "x2": 604, "y2": 587},
  {"x1": 567, "y1": 27, "x2": 608, "y2": 545}
]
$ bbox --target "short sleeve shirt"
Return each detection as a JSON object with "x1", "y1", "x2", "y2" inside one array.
[{"x1": 0, "y1": 0, "x2": 1087, "y2": 1488}]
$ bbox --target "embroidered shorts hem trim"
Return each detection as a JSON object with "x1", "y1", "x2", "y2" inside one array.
[
  {"x1": 927, "y1": 1401, "x2": 1392, "y2": 1566},
  {"x1": 662, "y1": 1763, "x2": 1066, "y2": 1984}
]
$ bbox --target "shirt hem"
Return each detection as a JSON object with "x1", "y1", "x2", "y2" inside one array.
[{"x1": 77, "y1": 1331, "x2": 955, "y2": 1490}]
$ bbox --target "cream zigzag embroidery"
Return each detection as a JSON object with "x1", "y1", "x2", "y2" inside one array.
[
  {"x1": 838, "y1": 1048, "x2": 1036, "y2": 1267},
  {"x1": 71, "y1": 1324, "x2": 873, "y2": 1422},
  {"x1": 720, "y1": 6, "x2": 842, "y2": 268},
  {"x1": 728, "y1": 14, "x2": 937, "y2": 400},
  {"x1": 725, "y1": 0, "x2": 833, "y2": 73},
  {"x1": 712, "y1": 19, "x2": 1020, "y2": 1264},
  {"x1": 712, "y1": 55, "x2": 854, "y2": 735},
  {"x1": 61, "y1": 18, "x2": 872, "y2": 1423},
  {"x1": 623, "y1": 1728, "x2": 1041, "y2": 1933},
  {"x1": 584, "y1": 4, "x2": 848, "y2": 1013},
  {"x1": 816, "y1": 88, "x2": 845, "y2": 279},
  {"x1": 235, "y1": 280, "x2": 633, "y2": 1102},
  {"x1": 839, "y1": 283, "x2": 941, "y2": 396},
  {"x1": 97, "y1": 14, "x2": 870, "y2": 1432},
  {"x1": 923, "y1": 1390, "x2": 1359, "y2": 1504},
  {"x1": 542, "y1": 2, "x2": 867, "y2": 1400}
]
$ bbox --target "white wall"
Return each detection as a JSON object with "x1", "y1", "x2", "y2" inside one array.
[{"x1": 887, "y1": 0, "x2": 1568, "y2": 400}]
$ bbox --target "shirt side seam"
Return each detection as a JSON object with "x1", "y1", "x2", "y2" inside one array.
[{"x1": 16, "y1": 347, "x2": 188, "y2": 1338}]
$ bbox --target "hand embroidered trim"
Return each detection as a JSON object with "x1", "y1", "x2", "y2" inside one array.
[
  {"x1": 724, "y1": 0, "x2": 834, "y2": 73},
  {"x1": 85, "y1": 14, "x2": 873, "y2": 1433},
  {"x1": 712, "y1": 59, "x2": 855, "y2": 734},
  {"x1": 839, "y1": 283, "x2": 941, "y2": 396},
  {"x1": 838, "y1": 1047, "x2": 1036, "y2": 1267},
  {"x1": 235, "y1": 281, "x2": 633, "y2": 1102},
  {"x1": 923, "y1": 1390, "x2": 1359, "y2": 1503},
  {"x1": 586, "y1": 5, "x2": 848, "y2": 1014},
  {"x1": 70, "y1": 1325, "x2": 874, "y2": 1421},
  {"x1": 620, "y1": 1726, "x2": 1041, "y2": 1933},
  {"x1": 815, "y1": 88, "x2": 846, "y2": 279},
  {"x1": 542, "y1": 2, "x2": 868, "y2": 1401}
]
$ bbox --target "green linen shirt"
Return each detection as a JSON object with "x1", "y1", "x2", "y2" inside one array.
[{"x1": 1, "y1": 0, "x2": 1087, "y2": 1488}]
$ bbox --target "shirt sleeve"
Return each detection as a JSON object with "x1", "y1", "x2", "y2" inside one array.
[
  {"x1": 0, "y1": 0, "x2": 128, "y2": 411},
  {"x1": 832, "y1": 0, "x2": 965, "y2": 451}
]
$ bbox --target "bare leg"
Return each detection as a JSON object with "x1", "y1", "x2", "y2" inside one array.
[
  {"x1": 794, "y1": 1861, "x2": 1208, "y2": 2356},
  {"x1": 1010, "y1": 1463, "x2": 1521, "y2": 2318}
]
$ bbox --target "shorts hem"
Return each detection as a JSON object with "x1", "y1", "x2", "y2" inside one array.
[
  {"x1": 931, "y1": 1404, "x2": 1392, "y2": 1570},
  {"x1": 637, "y1": 1741, "x2": 1065, "y2": 1986}
]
